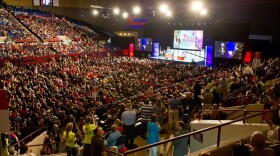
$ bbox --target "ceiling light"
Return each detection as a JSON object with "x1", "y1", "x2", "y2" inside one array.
[
  {"x1": 113, "y1": 8, "x2": 120, "y2": 15},
  {"x1": 200, "y1": 8, "x2": 207, "y2": 16},
  {"x1": 92, "y1": 9, "x2": 99, "y2": 15},
  {"x1": 122, "y1": 12, "x2": 128, "y2": 18},
  {"x1": 191, "y1": 1, "x2": 203, "y2": 12},
  {"x1": 160, "y1": 4, "x2": 168, "y2": 13},
  {"x1": 166, "y1": 10, "x2": 172, "y2": 17},
  {"x1": 133, "y1": 6, "x2": 141, "y2": 14}
]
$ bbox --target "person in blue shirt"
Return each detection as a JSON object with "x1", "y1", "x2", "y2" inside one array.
[
  {"x1": 147, "y1": 114, "x2": 161, "y2": 156},
  {"x1": 106, "y1": 125, "x2": 121, "y2": 148}
]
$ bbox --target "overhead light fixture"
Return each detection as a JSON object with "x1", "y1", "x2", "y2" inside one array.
[
  {"x1": 133, "y1": 6, "x2": 141, "y2": 15},
  {"x1": 159, "y1": 4, "x2": 168, "y2": 13},
  {"x1": 166, "y1": 10, "x2": 172, "y2": 17},
  {"x1": 191, "y1": 1, "x2": 203, "y2": 12},
  {"x1": 92, "y1": 9, "x2": 99, "y2": 15},
  {"x1": 200, "y1": 8, "x2": 207, "y2": 16},
  {"x1": 113, "y1": 8, "x2": 120, "y2": 15},
  {"x1": 122, "y1": 12, "x2": 128, "y2": 18}
]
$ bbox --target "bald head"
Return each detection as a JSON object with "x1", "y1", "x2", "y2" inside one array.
[{"x1": 250, "y1": 131, "x2": 266, "y2": 148}]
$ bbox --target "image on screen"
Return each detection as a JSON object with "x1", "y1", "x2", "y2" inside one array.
[
  {"x1": 135, "y1": 38, "x2": 153, "y2": 51},
  {"x1": 41, "y1": 0, "x2": 53, "y2": 6},
  {"x1": 149, "y1": 49, "x2": 205, "y2": 63},
  {"x1": 214, "y1": 41, "x2": 244, "y2": 60},
  {"x1": 173, "y1": 30, "x2": 203, "y2": 50}
]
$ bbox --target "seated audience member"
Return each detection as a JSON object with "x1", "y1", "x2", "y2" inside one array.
[
  {"x1": 107, "y1": 125, "x2": 122, "y2": 148},
  {"x1": 105, "y1": 114, "x2": 115, "y2": 126},
  {"x1": 232, "y1": 142, "x2": 251, "y2": 156},
  {"x1": 19, "y1": 145, "x2": 36, "y2": 156},
  {"x1": 197, "y1": 152, "x2": 213, "y2": 156},
  {"x1": 108, "y1": 146, "x2": 121, "y2": 156},
  {"x1": 116, "y1": 121, "x2": 123, "y2": 134},
  {"x1": 249, "y1": 131, "x2": 276, "y2": 156},
  {"x1": 209, "y1": 104, "x2": 221, "y2": 120},
  {"x1": 267, "y1": 120, "x2": 280, "y2": 144}
]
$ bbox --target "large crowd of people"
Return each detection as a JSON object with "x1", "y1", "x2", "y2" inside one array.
[
  {"x1": 0, "y1": 8, "x2": 35, "y2": 42},
  {"x1": 0, "y1": 2, "x2": 280, "y2": 156},
  {"x1": 0, "y1": 5, "x2": 104, "y2": 59},
  {"x1": 0, "y1": 53, "x2": 278, "y2": 155}
]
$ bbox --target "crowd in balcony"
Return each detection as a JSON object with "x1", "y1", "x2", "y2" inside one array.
[
  {"x1": 0, "y1": 43, "x2": 56, "y2": 59},
  {"x1": 0, "y1": 8, "x2": 35, "y2": 42},
  {"x1": 0, "y1": 6, "x2": 104, "y2": 59}
]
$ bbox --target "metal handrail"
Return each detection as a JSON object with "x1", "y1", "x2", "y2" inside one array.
[
  {"x1": 12, "y1": 109, "x2": 277, "y2": 156},
  {"x1": 11, "y1": 126, "x2": 45, "y2": 147},
  {"x1": 225, "y1": 92, "x2": 264, "y2": 118},
  {"x1": 223, "y1": 81, "x2": 255, "y2": 99},
  {"x1": 14, "y1": 141, "x2": 123, "y2": 155},
  {"x1": 199, "y1": 109, "x2": 268, "y2": 123},
  {"x1": 223, "y1": 94, "x2": 254, "y2": 101},
  {"x1": 122, "y1": 108, "x2": 278, "y2": 156}
]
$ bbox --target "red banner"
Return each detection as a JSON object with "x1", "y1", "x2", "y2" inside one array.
[{"x1": 0, "y1": 90, "x2": 8, "y2": 110}]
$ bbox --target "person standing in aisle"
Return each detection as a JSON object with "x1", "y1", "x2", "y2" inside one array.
[
  {"x1": 141, "y1": 99, "x2": 154, "y2": 139},
  {"x1": 121, "y1": 103, "x2": 136, "y2": 148},
  {"x1": 63, "y1": 123, "x2": 77, "y2": 156},
  {"x1": 82, "y1": 111, "x2": 97, "y2": 156},
  {"x1": 168, "y1": 92, "x2": 180, "y2": 130},
  {"x1": 147, "y1": 114, "x2": 161, "y2": 156}
]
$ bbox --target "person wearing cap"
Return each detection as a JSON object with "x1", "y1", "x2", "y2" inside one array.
[
  {"x1": 82, "y1": 112, "x2": 97, "y2": 156},
  {"x1": 121, "y1": 102, "x2": 136, "y2": 148}
]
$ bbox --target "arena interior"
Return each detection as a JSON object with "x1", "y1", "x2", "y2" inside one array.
[{"x1": 0, "y1": 0, "x2": 280, "y2": 156}]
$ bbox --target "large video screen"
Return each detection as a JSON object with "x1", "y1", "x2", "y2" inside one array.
[
  {"x1": 41, "y1": 0, "x2": 53, "y2": 6},
  {"x1": 135, "y1": 38, "x2": 152, "y2": 51},
  {"x1": 173, "y1": 30, "x2": 203, "y2": 50},
  {"x1": 214, "y1": 41, "x2": 244, "y2": 60}
]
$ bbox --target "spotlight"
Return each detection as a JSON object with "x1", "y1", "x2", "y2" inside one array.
[
  {"x1": 133, "y1": 6, "x2": 141, "y2": 15},
  {"x1": 122, "y1": 12, "x2": 128, "y2": 18},
  {"x1": 166, "y1": 10, "x2": 172, "y2": 17},
  {"x1": 200, "y1": 9, "x2": 207, "y2": 16},
  {"x1": 92, "y1": 9, "x2": 99, "y2": 15},
  {"x1": 159, "y1": 4, "x2": 168, "y2": 13},
  {"x1": 113, "y1": 8, "x2": 120, "y2": 15},
  {"x1": 191, "y1": 1, "x2": 203, "y2": 12}
]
